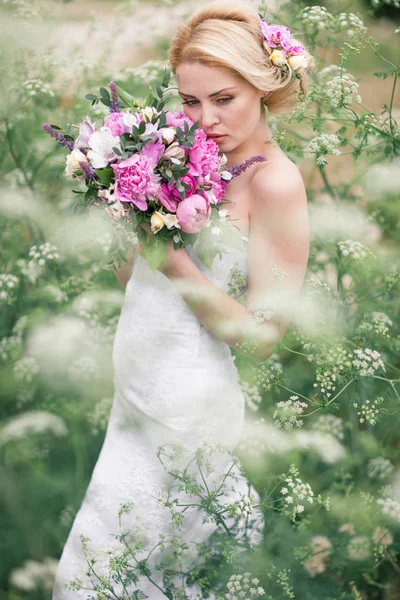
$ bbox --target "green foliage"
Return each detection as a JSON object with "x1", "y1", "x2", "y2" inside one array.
[{"x1": 0, "y1": 0, "x2": 400, "y2": 598}]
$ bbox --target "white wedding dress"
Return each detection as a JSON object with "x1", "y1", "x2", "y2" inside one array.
[{"x1": 52, "y1": 236, "x2": 263, "y2": 600}]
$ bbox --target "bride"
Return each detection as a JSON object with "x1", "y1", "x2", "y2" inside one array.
[{"x1": 52, "y1": 1, "x2": 311, "y2": 598}]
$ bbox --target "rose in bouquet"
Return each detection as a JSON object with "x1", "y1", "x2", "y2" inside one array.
[{"x1": 43, "y1": 73, "x2": 242, "y2": 270}]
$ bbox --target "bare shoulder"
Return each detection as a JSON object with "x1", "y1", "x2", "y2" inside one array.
[{"x1": 249, "y1": 154, "x2": 307, "y2": 212}]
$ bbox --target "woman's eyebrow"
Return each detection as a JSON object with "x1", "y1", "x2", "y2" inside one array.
[{"x1": 179, "y1": 87, "x2": 237, "y2": 98}]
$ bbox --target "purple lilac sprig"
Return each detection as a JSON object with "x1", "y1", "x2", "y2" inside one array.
[
  {"x1": 78, "y1": 161, "x2": 97, "y2": 181},
  {"x1": 42, "y1": 124, "x2": 74, "y2": 151},
  {"x1": 228, "y1": 155, "x2": 267, "y2": 179},
  {"x1": 109, "y1": 81, "x2": 120, "y2": 114}
]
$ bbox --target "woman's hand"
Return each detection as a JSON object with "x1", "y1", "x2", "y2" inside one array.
[{"x1": 138, "y1": 222, "x2": 189, "y2": 277}]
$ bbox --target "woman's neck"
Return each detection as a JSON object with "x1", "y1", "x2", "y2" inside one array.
[{"x1": 224, "y1": 116, "x2": 273, "y2": 169}]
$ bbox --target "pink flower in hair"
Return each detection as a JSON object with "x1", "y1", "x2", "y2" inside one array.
[
  {"x1": 260, "y1": 20, "x2": 291, "y2": 49},
  {"x1": 285, "y1": 44, "x2": 305, "y2": 57}
]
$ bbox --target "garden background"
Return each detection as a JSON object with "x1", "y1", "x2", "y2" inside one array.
[{"x1": 1, "y1": 0, "x2": 400, "y2": 598}]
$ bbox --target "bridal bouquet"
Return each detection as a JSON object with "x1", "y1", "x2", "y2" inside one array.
[{"x1": 42, "y1": 73, "x2": 240, "y2": 270}]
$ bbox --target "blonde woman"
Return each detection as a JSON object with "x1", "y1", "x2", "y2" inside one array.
[{"x1": 52, "y1": 2, "x2": 312, "y2": 598}]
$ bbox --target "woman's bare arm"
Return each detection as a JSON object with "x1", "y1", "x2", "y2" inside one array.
[{"x1": 114, "y1": 245, "x2": 137, "y2": 290}]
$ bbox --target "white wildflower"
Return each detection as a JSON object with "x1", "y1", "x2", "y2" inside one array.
[
  {"x1": 299, "y1": 5, "x2": 333, "y2": 31},
  {"x1": 353, "y1": 396, "x2": 384, "y2": 425},
  {"x1": 312, "y1": 414, "x2": 344, "y2": 441},
  {"x1": 87, "y1": 397, "x2": 113, "y2": 435},
  {"x1": 377, "y1": 496, "x2": 400, "y2": 522},
  {"x1": 313, "y1": 367, "x2": 337, "y2": 398},
  {"x1": 44, "y1": 285, "x2": 68, "y2": 304},
  {"x1": 68, "y1": 356, "x2": 100, "y2": 382},
  {"x1": 281, "y1": 465, "x2": 316, "y2": 520},
  {"x1": 338, "y1": 239, "x2": 371, "y2": 261},
  {"x1": 271, "y1": 264, "x2": 289, "y2": 282},
  {"x1": 0, "y1": 274, "x2": 19, "y2": 303},
  {"x1": 371, "y1": 312, "x2": 393, "y2": 337},
  {"x1": 240, "y1": 380, "x2": 262, "y2": 412},
  {"x1": 273, "y1": 395, "x2": 308, "y2": 430},
  {"x1": 227, "y1": 493, "x2": 256, "y2": 519},
  {"x1": 9, "y1": 557, "x2": 59, "y2": 592},
  {"x1": 28, "y1": 243, "x2": 60, "y2": 266},
  {"x1": 23, "y1": 78, "x2": 55, "y2": 99},
  {"x1": 336, "y1": 12, "x2": 367, "y2": 36},
  {"x1": 367, "y1": 457, "x2": 394, "y2": 480},
  {"x1": 13, "y1": 356, "x2": 39, "y2": 384},
  {"x1": 347, "y1": 535, "x2": 371, "y2": 560},
  {"x1": 0, "y1": 411, "x2": 68, "y2": 445},
  {"x1": 225, "y1": 572, "x2": 265, "y2": 599},
  {"x1": 325, "y1": 74, "x2": 362, "y2": 109},
  {"x1": 352, "y1": 347, "x2": 385, "y2": 377},
  {"x1": 308, "y1": 134, "x2": 341, "y2": 166}
]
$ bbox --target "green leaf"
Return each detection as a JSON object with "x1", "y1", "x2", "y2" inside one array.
[
  {"x1": 196, "y1": 228, "x2": 217, "y2": 269},
  {"x1": 94, "y1": 167, "x2": 114, "y2": 186},
  {"x1": 49, "y1": 124, "x2": 62, "y2": 130},
  {"x1": 141, "y1": 235, "x2": 167, "y2": 272},
  {"x1": 112, "y1": 146, "x2": 122, "y2": 156},
  {"x1": 85, "y1": 94, "x2": 98, "y2": 101},
  {"x1": 100, "y1": 87, "x2": 111, "y2": 99}
]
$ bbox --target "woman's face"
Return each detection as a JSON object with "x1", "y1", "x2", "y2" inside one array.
[{"x1": 176, "y1": 63, "x2": 265, "y2": 155}]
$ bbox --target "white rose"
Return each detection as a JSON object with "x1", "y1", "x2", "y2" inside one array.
[
  {"x1": 162, "y1": 213, "x2": 180, "y2": 230},
  {"x1": 150, "y1": 212, "x2": 165, "y2": 234},
  {"x1": 160, "y1": 127, "x2": 176, "y2": 145},
  {"x1": 65, "y1": 149, "x2": 88, "y2": 178},
  {"x1": 160, "y1": 142, "x2": 185, "y2": 164},
  {"x1": 140, "y1": 106, "x2": 158, "y2": 122},
  {"x1": 288, "y1": 54, "x2": 308, "y2": 70},
  {"x1": 270, "y1": 49, "x2": 288, "y2": 67}
]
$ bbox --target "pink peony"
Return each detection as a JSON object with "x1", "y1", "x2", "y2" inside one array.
[
  {"x1": 165, "y1": 110, "x2": 194, "y2": 130},
  {"x1": 176, "y1": 194, "x2": 211, "y2": 234},
  {"x1": 104, "y1": 111, "x2": 139, "y2": 137},
  {"x1": 140, "y1": 137, "x2": 165, "y2": 164},
  {"x1": 112, "y1": 153, "x2": 161, "y2": 211},
  {"x1": 158, "y1": 173, "x2": 197, "y2": 213},
  {"x1": 187, "y1": 130, "x2": 220, "y2": 177}
]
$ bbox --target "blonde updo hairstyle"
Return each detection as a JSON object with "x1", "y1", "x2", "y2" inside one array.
[{"x1": 169, "y1": 0, "x2": 314, "y2": 116}]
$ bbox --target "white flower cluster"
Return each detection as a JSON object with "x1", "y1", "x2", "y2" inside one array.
[
  {"x1": 325, "y1": 74, "x2": 362, "y2": 109},
  {"x1": 325, "y1": 344, "x2": 353, "y2": 374},
  {"x1": 2, "y1": 0, "x2": 41, "y2": 20},
  {"x1": 308, "y1": 134, "x2": 341, "y2": 167},
  {"x1": 304, "y1": 535, "x2": 332, "y2": 577},
  {"x1": 0, "y1": 320, "x2": 25, "y2": 362},
  {"x1": 367, "y1": 457, "x2": 394, "y2": 480},
  {"x1": 313, "y1": 367, "x2": 337, "y2": 398},
  {"x1": 271, "y1": 264, "x2": 289, "y2": 282},
  {"x1": 353, "y1": 396, "x2": 384, "y2": 425},
  {"x1": 318, "y1": 64, "x2": 343, "y2": 84},
  {"x1": 225, "y1": 573, "x2": 265, "y2": 600},
  {"x1": 0, "y1": 411, "x2": 68, "y2": 446},
  {"x1": 44, "y1": 285, "x2": 68, "y2": 304},
  {"x1": 116, "y1": 59, "x2": 168, "y2": 84},
  {"x1": 9, "y1": 557, "x2": 59, "y2": 592},
  {"x1": 68, "y1": 356, "x2": 100, "y2": 382},
  {"x1": 336, "y1": 12, "x2": 367, "y2": 36},
  {"x1": 253, "y1": 364, "x2": 283, "y2": 391},
  {"x1": 29, "y1": 243, "x2": 60, "y2": 266},
  {"x1": 281, "y1": 465, "x2": 314, "y2": 517},
  {"x1": 87, "y1": 397, "x2": 113, "y2": 435},
  {"x1": 371, "y1": 312, "x2": 393, "y2": 337},
  {"x1": 338, "y1": 240, "x2": 371, "y2": 261},
  {"x1": 312, "y1": 414, "x2": 344, "y2": 440},
  {"x1": 371, "y1": 0, "x2": 400, "y2": 7},
  {"x1": 352, "y1": 347, "x2": 385, "y2": 377},
  {"x1": 23, "y1": 78, "x2": 55, "y2": 99},
  {"x1": 377, "y1": 496, "x2": 400, "y2": 522},
  {"x1": 13, "y1": 356, "x2": 39, "y2": 384},
  {"x1": 240, "y1": 380, "x2": 262, "y2": 412},
  {"x1": 273, "y1": 395, "x2": 308, "y2": 430},
  {"x1": 0, "y1": 274, "x2": 19, "y2": 303},
  {"x1": 227, "y1": 493, "x2": 257, "y2": 519},
  {"x1": 299, "y1": 6, "x2": 333, "y2": 31},
  {"x1": 247, "y1": 303, "x2": 274, "y2": 325},
  {"x1": 347, "y1": 535, "x2": 371, "y2": 560}
]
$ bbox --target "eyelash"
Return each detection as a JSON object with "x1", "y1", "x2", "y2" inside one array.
[{"x1": 182, "y1": 97, "x2": 233, "y2": 107}]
